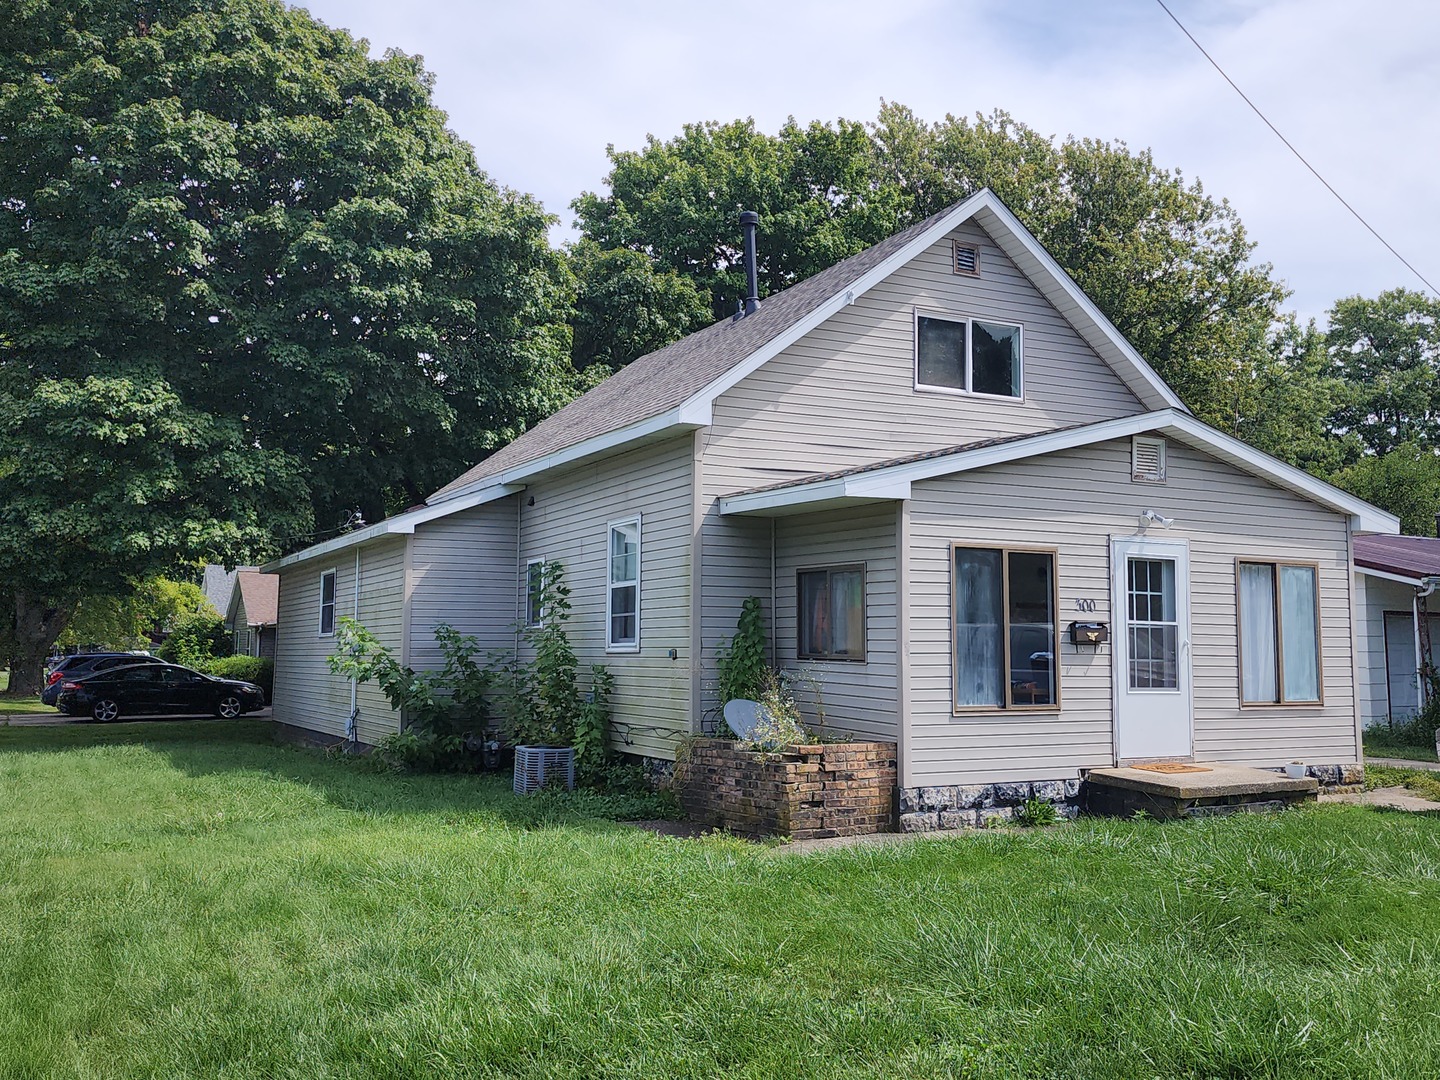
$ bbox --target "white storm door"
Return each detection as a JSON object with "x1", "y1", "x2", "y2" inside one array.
[{"x1": 1112, "y1": 538, "x2": 1192, "y2": 761}]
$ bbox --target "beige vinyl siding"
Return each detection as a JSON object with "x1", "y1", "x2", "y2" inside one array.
[
  {"x1": 518, "y1": 437, "x2": 692, "y2": 759},
  {"x1": 701, "y1": 220, "x2": 1145, "y2": 492},
  {"x1": 906, "y1": 438, "x2": 1357, "y2": 788},
  {"x1": 1355, "y1": 573, "x2": 1416, "y2": 728},
  {"x1": 697, "y1": 220, "x2": 1148, "y2": 716},
  {"x1": 773, "y1": 505, "x2": 898, "y2": 741},
  {"x1": 408, "y1": 502, "x2": 519, "y2": 673},
  {"x1": 270, "y1": 537, "x2": 407, "y2": 744}
]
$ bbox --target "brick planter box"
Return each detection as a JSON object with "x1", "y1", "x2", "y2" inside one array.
[{"x1": 676, "y1": 738, "x2": 897, "y2": 840}]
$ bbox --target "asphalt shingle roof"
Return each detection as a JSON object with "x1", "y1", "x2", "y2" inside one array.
[
  {"x1": 1354, "y1": 534, "x2": 1440, "y2": 580},
  {"x1": 428, "y1": 207, "x2": 958, "y2": 502}
]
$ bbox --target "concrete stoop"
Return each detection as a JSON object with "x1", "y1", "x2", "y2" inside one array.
[{"x1": 1082, "y1": 763, "x2": 1319, "y2": 820}]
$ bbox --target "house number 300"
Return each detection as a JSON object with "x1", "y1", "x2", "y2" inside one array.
[{"x1": 1074, "y1": 598, "x2": 1098, "y2": 613}]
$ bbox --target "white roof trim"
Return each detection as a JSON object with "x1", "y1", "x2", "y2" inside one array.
[
  {"x1": 262, "y1": 482, "x2": 522, "y2": 573},
  {"x1": 721, "y1": 409, "x2": 1400, "y2": 534},
  {"x1": 1356, "y1": 566, "x2": 1425, "y2": 587}
]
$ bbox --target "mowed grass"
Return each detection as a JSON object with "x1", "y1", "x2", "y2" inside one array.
[
  {"x1": 2, "y1": 723, "x2": 1440, "y2": 1079},
  {"x1": 0, "y1": 670, "x2": 47, "y2": 714}
]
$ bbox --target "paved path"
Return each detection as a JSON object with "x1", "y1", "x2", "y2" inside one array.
[
  {"x1": 1322, "y1": 785, "x2": 1440, "y2": 812},
  {"x1": 1367, "y1": 755, "x2": 1440, "y2": 772},
  {"x1": 3, "y1": 708, "x2": 272, "y2": 727}
]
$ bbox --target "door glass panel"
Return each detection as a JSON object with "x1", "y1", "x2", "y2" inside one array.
[{"x1": 1127, "y1": 557, "x2": 1178, "y2": 690}]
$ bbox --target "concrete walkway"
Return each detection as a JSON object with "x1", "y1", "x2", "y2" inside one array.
[
  {"x1": 1321, "y1": 785, "x2": 1440, "y2": 812},
  {"x1": 1367, "y1": 756, "x2": 1440, "y2": 772}
]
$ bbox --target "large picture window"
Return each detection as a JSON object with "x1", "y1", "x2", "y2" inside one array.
[
  {"x1": 916, "y1": 312, "x2": 1022, "y2": 399},
  {"x1": 606, "y1": 518, "x2": 640, "y2": 650},
  {"x1": 318, "y1": 568, "x2": 337, "y2": 636},
  {"x1": 952, "y1": 545, "x2": 1058, "y2": 710},
  {"x1": 797, "y1": 565, "x2": 866, "y2": 661},
  {"x1": 1238, "y1": 561, "x2": 1321, "y2": 704}
]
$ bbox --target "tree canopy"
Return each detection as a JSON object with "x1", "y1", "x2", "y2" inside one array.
[{"x1": 0, "y1": 0, "x2": 577, "y2": 690}]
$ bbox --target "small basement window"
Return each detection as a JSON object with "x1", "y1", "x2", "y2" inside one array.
[
  {"x1": 1132, "y1": 436, "x2": 1167, "y2": 483},
  {"x1": 916, "y1": 312, "x2": 1022, "y2": 399},
  {"x1": 797, "y1": 565, "x2": 866, "y2": 661}
]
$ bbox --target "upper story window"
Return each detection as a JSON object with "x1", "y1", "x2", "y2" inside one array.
[
  {"x1": 915, "y1": 312, "x2": 1023, "y2": 399},
  {"x1": 606, "y1": 517, "x2": 640, "y2": 651},
  {"x1": 318, "y1": 568, "x2": 337, "y2": 636}
]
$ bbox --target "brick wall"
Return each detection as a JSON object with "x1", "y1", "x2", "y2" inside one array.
[{"x1": 676, "y1": 739, "x2": 897, "y2": 840}]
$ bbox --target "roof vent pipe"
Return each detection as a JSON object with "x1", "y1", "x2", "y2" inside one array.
[{"x1": 740, "y1": 210, "x2": 761, "y2": 316}]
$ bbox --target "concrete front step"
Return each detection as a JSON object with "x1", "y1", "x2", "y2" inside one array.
[{"x1": 1083, "y1": 763, "x2": 1318, "y2": 820}]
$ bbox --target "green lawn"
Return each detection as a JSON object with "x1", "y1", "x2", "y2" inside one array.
[
  {"x1": 3, "y1": 722, "x2": 1440, "y2": 1078},
  {"x1": 1365, "y1": 739, "x2": 1439, "y2": 764},
  {"x1": 0, "y1": 669, "x2": 48, "y2": 714}
]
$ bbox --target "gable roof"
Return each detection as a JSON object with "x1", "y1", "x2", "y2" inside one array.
[
  {"x1": 1354, "y1": 534, "x2": 1440, "y2": 583},
  {"x1": 201, "y1": 564, "x2": 247, "y2": 615},
  {"x1": 428, "y1": 188, "x2": 1185, "y2": 504},
  {"x1": 228, "y1": 570, "x2": 279, "y2": 628},
  {"x1": 718, "y1": 409, "x2": 1400, "y2": 534}
]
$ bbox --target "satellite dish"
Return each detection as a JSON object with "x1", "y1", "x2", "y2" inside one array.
[{"x1": 723, "y1": 698, "x2": 768, "y2": 741}]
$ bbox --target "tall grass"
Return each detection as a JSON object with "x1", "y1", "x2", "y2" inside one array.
[{"x1": 0, "y1": 721, "x2": 1438, "y2": 1078}]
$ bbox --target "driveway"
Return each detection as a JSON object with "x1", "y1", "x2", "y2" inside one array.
[{"x1": 4, "y1": 707, "x2": 273, "y2": 727}]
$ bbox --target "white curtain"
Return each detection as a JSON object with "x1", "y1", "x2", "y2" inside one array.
[
  {"x1": 1239, "y1": 563, "x2": 1278, "y2": 703},
  {"x1": 1279, "y1": 565, "x2": 1319, "y2": 701},
  {"x1": 954, "y1": 549, "x2": 1003, "y2": 707}
]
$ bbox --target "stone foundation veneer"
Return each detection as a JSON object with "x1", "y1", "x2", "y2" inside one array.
[
  {"x1": 899, "y1": 763, "x2": 1366, "y2": 831},
  {"x1": 677, "y1": 739, "x2": 897, "y2": 840}
]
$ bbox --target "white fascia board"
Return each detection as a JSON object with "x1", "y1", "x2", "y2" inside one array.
[
  {"x1": 972, "y1": 201, "x2": 1185, "y2": 413},
  {"x1": 1356, "y1": 566, "x2": 1424, "y2": 587},
  {"x1": 261, "y1": 482, "x2": 522, "y2": 573},
  {"x1": 429, "y1": 408, "x2": 699, "y2": 505},
  {"x1": 720, "y1": 474, "x2": 912, "y2": 516},
  {"x1": 676, "y1": 190, "x2": 996, "y2": 418}
]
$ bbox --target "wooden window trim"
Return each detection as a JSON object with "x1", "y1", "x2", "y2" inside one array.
[
  {"x1": 1235, "y1": 558, "x2": 1324, "y2": 707},
  {"x1": 949, "y1": 543, "x2": 1061, "y2": 715},
  {"x1": 795, "y1": 563, "x2": 868, "y2": 663},
  {"x1": 317, "y1": 568, "x2": 337, "y2": 638},
  {"x1": 913, "y1": 308, "x2": 1025, "y2": 402},
  {"x1": 605, "y1": 515, "x2": 641, "y2": 653}
]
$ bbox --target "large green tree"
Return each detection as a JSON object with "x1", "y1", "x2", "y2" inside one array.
[
  {"x1": 0, "y1": 0, "x2": 576, "y2": 691},
  {"x1": 571, "y1": 105, "x2": 1288, "y2": 427}
]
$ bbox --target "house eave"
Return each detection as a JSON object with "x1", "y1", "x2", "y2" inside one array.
[{"x1": 1355, "y1": 565, "x2": 1426, "y2": 587}]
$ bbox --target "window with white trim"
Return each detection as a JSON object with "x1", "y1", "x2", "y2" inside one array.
[
  {"x1": 318, "y1": 569, "x2": 337, "y2": 636},
  {"x1": 606, "y1": 518, "x2": 640, "y2": 650},
  {"x1": 1238, "y1": 561, "x2": 1321, "y2": 704},
  {"x1": 524, "y1": 559, "x2": 545, "y2": 627},
  {"x1": 916, "y1": 312, "x2": 1022, "y2": 398}
]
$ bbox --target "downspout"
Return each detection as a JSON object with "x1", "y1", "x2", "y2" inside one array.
[
  {"x1": 770, "y1": 518, "x2": 777, "y2": 668},
  {"x1": 348, "y1": 547, "x2": 361, "y2": 743}
]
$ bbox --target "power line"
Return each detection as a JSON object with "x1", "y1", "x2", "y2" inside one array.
[{"x1": 1154, "y1": 0, "x2": 1437, "y2": 296}]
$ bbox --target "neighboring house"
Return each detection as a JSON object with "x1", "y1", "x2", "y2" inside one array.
[
  {"x1": 201, "y1": 564, "x2": 246, "y2": 618},
  {"x1": 262, "y1": 188, "x2": 1397, "y2": 814},
  {"x1": 1353, "y1": 534, "x2": 1440, "y2": 727},
  {"x1": 224, "y1": 570, "x2": 280, "y2": 659}
]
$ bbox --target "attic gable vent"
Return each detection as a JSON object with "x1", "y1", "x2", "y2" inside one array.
[
  {"x1": 1132, "y1": 436, "x2": 1167, "y2": 483},
  {"x1": 951, "y1": 240, "x2": 981, "y2": 277}
]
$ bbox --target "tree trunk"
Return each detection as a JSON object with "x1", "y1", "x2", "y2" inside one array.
[{"x1": 5, "y1": 593, "x2": 72, "y2": 697}]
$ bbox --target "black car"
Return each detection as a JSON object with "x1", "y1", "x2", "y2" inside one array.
[
  {"x1": 41, "y1": 653, "x2": 162, "y2": 707},
  {"x1": 55, "y1": 662, "x2": 266, "y2": 722}
]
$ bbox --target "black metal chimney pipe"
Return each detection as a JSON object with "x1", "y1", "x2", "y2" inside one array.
[{"x1": 740, "y1": 210, "x2": 760, "y2": 316}]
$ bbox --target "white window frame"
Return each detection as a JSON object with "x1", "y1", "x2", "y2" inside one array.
[
  {"x1": 913, "y1": 309, "x2": 1024, "y2": 401},
  {"x1": 605, "y1": 515, "x2": 641, "y2": 652},
  {"x1": 318, "y1": 568, "x2": 337, "y2": 637},
  {"x1": 524, "y1": 558, "x2": 546, "y2": 627}
]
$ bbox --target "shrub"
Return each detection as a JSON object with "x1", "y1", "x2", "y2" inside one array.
[
  {"x1": 713, "y1": 596, "x2": 768, "y2": 737},
  {"x1": 157, "y1": 612, "x2": 227, "y2": 667},
  {"x1": 206, "y1": 655, "x2": 274, "y2": 700},
  {"x1": 1015, "y1": 796, "x2": 1063, "y2": 827}
]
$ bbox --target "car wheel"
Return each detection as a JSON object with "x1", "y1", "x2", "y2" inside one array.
[
  {"x1": 91, "y1": 699, "x2": 120, "y2": 723},
  {"x1": 216, "y1": 695, "x2": 243, "y2": 719}
]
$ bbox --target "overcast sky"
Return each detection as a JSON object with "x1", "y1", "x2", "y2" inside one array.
[{"x1": 295, "y1": 0, "x2": 1437, "y2": 324}]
